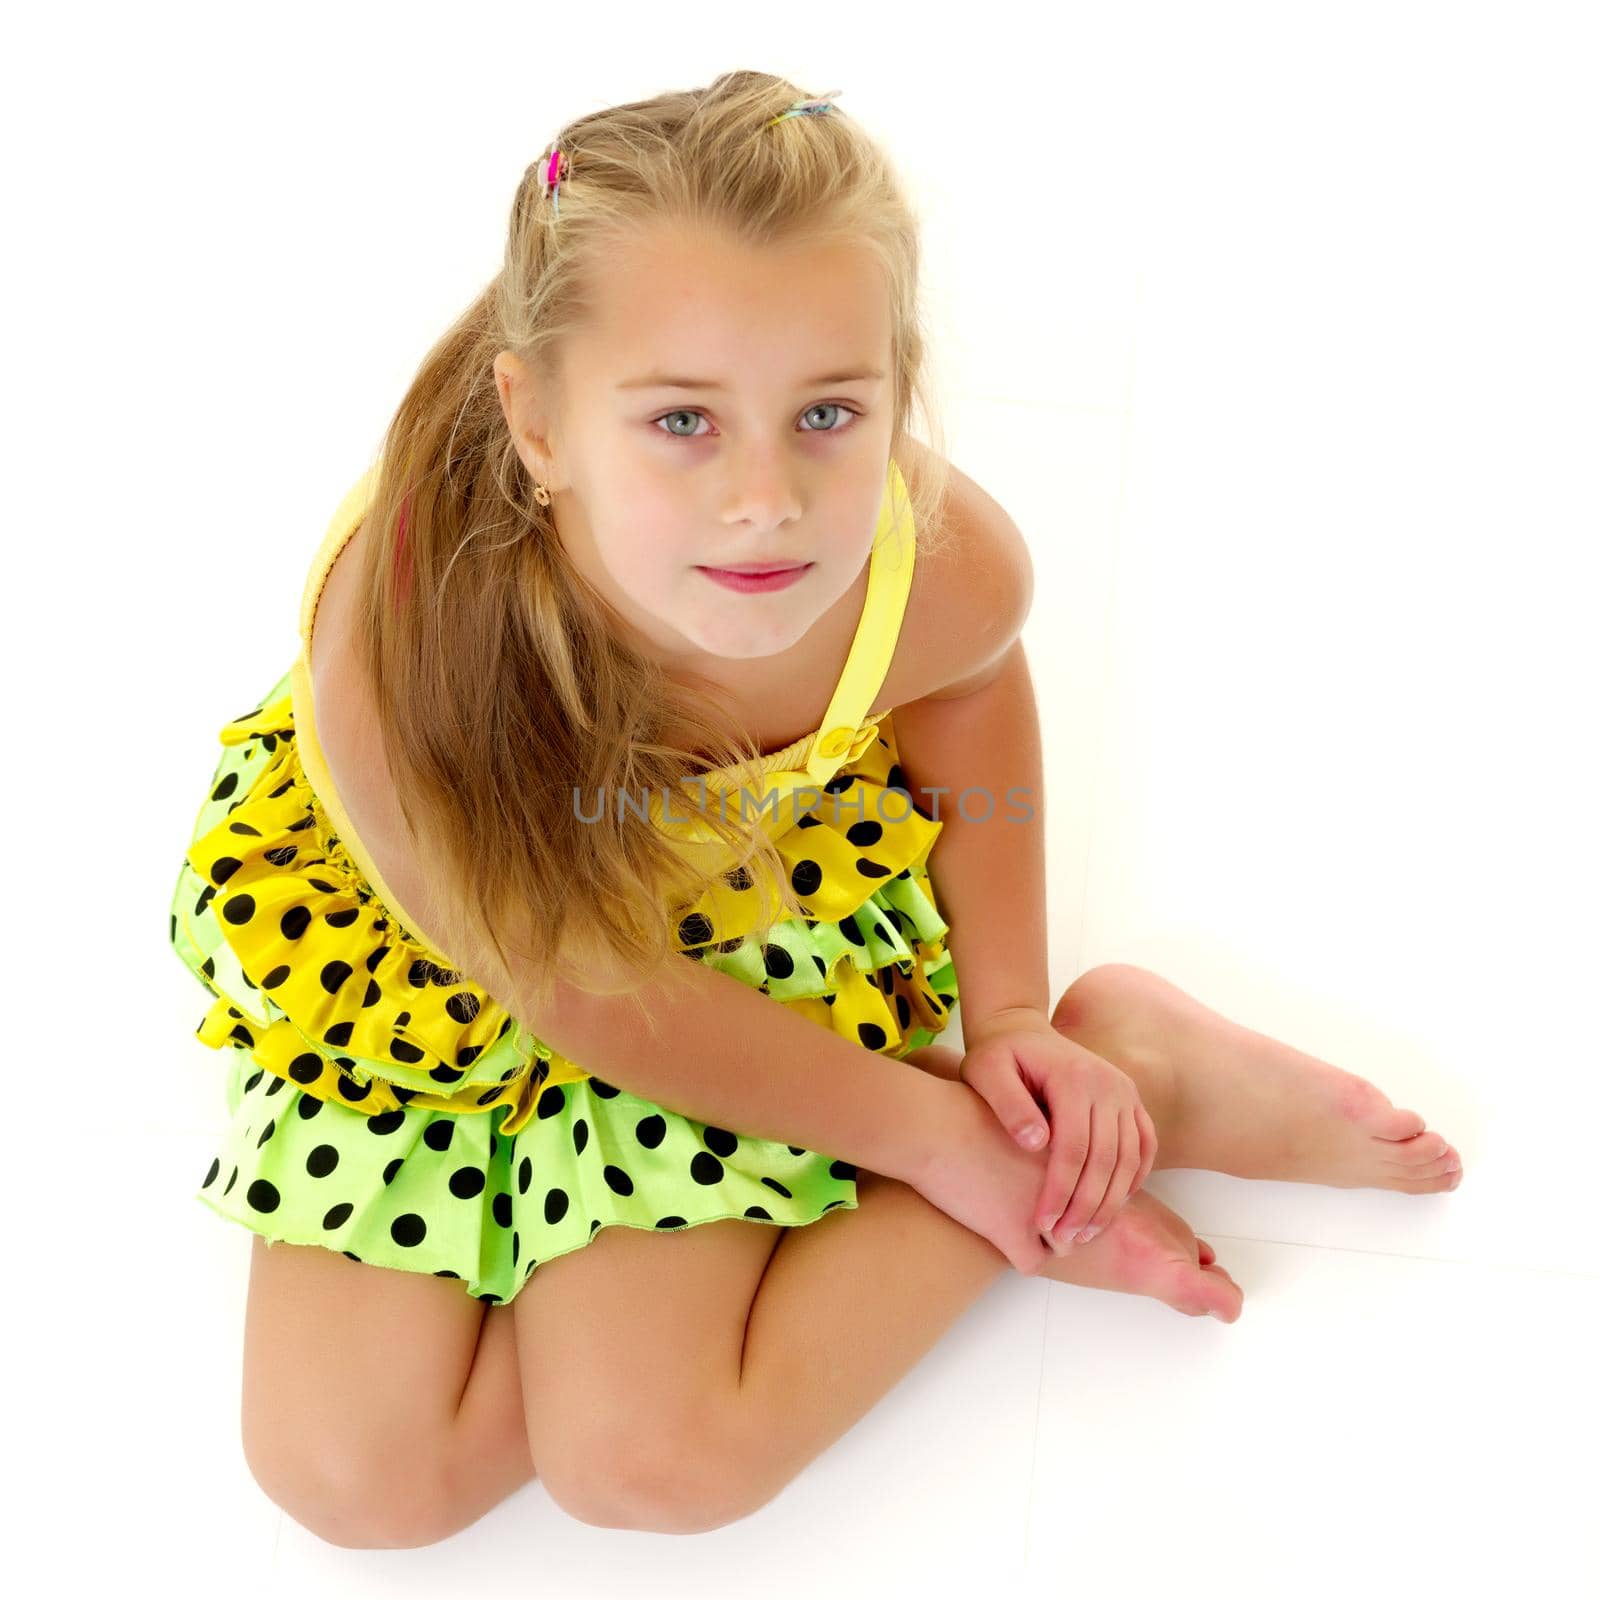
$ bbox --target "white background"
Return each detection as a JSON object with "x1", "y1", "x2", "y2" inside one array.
[{"x1": 7, "y1": 0, "x2": 1595, "y2": 1593}]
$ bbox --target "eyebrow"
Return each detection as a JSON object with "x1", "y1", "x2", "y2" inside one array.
[{"x1": 616, "y1": 367, "x2": 886, "y2": 392}]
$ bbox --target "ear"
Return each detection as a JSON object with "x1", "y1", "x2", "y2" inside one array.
[{"x1": 492, "y1": 351, "x2": 561, "y2": 487}]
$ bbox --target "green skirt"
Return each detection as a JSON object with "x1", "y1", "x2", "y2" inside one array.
[{"x1": 173, "y1": 668, "x2": 961, "y2": 1305}]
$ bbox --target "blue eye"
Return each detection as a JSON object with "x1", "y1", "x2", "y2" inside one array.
[{"x1": 651, "y1": 402, "x2": 863, "y2": 440}]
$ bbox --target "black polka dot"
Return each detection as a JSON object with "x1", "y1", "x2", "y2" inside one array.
[
  {"x1": 791, "y1": 860, "x2": 822, "y2": 896},
  {"x1": 445, "y1": 992, "x2": 481, "y2": 1025},
  {"x1": 222, "y1": 893, "x2": 256, "y2": 926},
  {"x1": 703, "y1": 1126, "x2": 739, "y2": 1157},
  {"x1": 391, "y1": 1213, "x2": 427, "y2": 1247},
  {"x1": 181, "y1": 697, "x2": 910, "y2": 1304},
  {"x1": 320, "y1": 960, "x2": 354, "y2": 994},
  {"x1": 449, "y1": 1166, "x2": 486, "y2": 1199}
]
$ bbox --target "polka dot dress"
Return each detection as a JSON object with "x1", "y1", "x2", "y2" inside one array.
[{"x1": 171, "y1": 666, "x2": 961, "y2": 1305}]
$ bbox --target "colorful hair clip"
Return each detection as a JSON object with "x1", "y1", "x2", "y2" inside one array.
[
  {"x1": 538, "y1": 144, "x2": 570, "y2": 216},
  {"x1": 766, "y1": 89, "x2": 842, "y2": 126}
]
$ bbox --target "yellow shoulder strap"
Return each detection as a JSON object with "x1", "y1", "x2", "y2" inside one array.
[
  {"x1": 652, "y1": 455, "x2": 919, "y2": 859},
  {"x1": 800, "y1": 453, "x2": 917, "y2": 786},
  {"x1": 298, "y1": 463, "x2": 382, "y2": 651}
]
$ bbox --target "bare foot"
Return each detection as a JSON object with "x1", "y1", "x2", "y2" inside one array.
[
  {"x1": 1038, "y1": 1188, "x2": 1244, "y2": 1322},
  {"x1": 1063, "y1": 966, "x2": 1466, "y2": 1194},
  {"x1": 899, "y1": 1043, "x2": 1244, "y2": 1318}
]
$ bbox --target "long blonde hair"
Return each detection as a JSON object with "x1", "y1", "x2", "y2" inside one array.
[{"x1": 350, "y1": 69, "x2": 954, "y2": 1027}]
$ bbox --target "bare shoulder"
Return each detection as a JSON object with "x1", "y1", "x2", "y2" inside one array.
[
  {"x1": 305, "y1": 523, "x2": 453, "y2": 944},
  {"x1": 305, "y1": 524, "x2": 598, "y2": 1027},
  {"x1": 886, "y1": 436, "x2": 1034, "y2": 705},
  {"x1": 306, "y1": 520, "x2": 384, "y2": 806}
]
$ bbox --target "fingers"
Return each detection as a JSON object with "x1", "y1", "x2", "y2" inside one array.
[
  {"x1": 1041, "y1": 1100, "x2": 1117, "y2": 1247},
  {"x1": 1030, "y1": 1090, "x2": 1158, "y2": 1253},
  {"x1": 1033, "y1": 1102, "x2": 1092, "y2": 1240},
  {"x1": 1134, "y1": 1103, "x2": 1158, "y2": 1190},
  {"x1": 1046, "y1": 1104, "x2": 1144, "y2": 1251}
]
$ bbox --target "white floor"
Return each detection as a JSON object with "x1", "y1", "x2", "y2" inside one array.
[{"x1": 22, "y1": 4, "x2": 1598, "y2": 1597}]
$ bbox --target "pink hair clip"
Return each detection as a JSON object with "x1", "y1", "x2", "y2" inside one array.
[{"x1": 538, "y1": 143, "x2": 571, "y2": 217}]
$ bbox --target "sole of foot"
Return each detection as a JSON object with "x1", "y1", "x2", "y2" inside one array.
[{"x1": 1064, "y1": 966, "x2": 1466, "y2": 1194}]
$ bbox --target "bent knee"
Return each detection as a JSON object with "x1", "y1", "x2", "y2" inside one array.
[
  {"x1": 244, "y1": 1436, "x2": 458, "y2": 1549},
  {"x1": 543, "y1": 1439, "x2": 755, "y2": 1535}
]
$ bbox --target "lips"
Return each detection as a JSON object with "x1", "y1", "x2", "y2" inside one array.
[
  {"x1": 702, "y1": 562, "x2": 809, "y2": 574},
  {"x1": 697, "y1": 563, "x2": 813, "y2": 593}
]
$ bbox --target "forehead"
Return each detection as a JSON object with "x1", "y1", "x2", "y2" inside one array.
[{"x1": 576, "y1": 222, "x2": 891, "y2": 378}]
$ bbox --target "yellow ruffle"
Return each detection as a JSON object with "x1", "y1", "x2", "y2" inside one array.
[
  {"x1": 178, "y1": 691, "x2": 578, "y2": 1137},
  {"x1": 660, "y1": 713, "x2": 961, "y2": 1055},
  {"x1": 173, "y1": 685, "x2": 958, "y2": 1137}
]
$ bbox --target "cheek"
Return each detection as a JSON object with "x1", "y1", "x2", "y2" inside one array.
[{"x1": 601, "y1": 520, "x2": 691, "y2": 605}]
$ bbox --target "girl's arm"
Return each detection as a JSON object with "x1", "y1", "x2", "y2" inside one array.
[
  {"x1": 551, "y1": 955, "x2": 945, "y2": 1179},
  {"x1": 312, "y1": 568, "x2": 946, "y2": 1180},
  {"x1": 889, "y1": 507, "x2": 1048, "y2": 1042},
  {"x1": 323, "y1": 704, "x2": 944, "y2": 1182}
]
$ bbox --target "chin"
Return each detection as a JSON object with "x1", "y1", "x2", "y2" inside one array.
[{"x1": 688, "y1": 616, "x2": 811, "y2": 661}]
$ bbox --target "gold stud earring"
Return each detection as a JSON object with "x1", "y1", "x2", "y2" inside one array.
[{"x1": 533, "y1": 482, "x2": 552, "y2": 506}]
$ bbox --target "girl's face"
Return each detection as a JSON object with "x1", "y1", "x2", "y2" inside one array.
[{"x1": 494, "y1": 223, "x2": 896, "y2": 675}]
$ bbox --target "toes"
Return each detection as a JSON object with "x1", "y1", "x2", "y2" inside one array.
[
  {"x1": 1412, "y1": 1151, "x2": 1462, "y2": 1179},
  {"x1": 1382, "y1": 1131, "x2": 1450, "y2": 1166},
  {"x1": 1374, "y1": 1110, "x2": 1431, "y2": 1144},
  {"x1": 1194, "y1": 1268, "x2": 1243, "y2": 1322},
  {"x1": 1196, "y1": 1238, "x2": 1216, "y2": 1266},
  {"x1": 1388, "y1": 1170, "x2": 1462, "y2": 1193},
  {"x1": 1174, "y1": 1261, "x2": 1241, "y2": 1320}
]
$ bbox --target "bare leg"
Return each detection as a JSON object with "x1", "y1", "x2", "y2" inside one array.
[
  {"x1": 1051, "y1": 964, "x2": 1465, "y2": 1190},
  {"x1": 723, "y1": 1168, "x2": 1009, "y2": 1518},
  {"x1": 711, "y1": 960, "x2": 1471, "y2": 1521},
  {"x1": 434, "y1": 1137, "x2": 1189, "y2": 1535},
  {"x1": 435, "y1": 1168, "x2": 1031, "y2": 1536},
  {"x1": 440, "y1": 1302, "x2": 537, "y2": 1526},
  {"x1": 723, "y1": 1147, "x2": 1238, "y2": 1525},
  {"x1": 439, "y1": 964, "x2": 1330, "y2": 1534}
]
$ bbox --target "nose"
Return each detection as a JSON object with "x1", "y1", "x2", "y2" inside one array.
[{"x1": 723, "y1": 452, "x2": 803, "y2": 530}]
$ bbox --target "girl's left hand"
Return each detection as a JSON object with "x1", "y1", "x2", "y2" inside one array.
[{"x1": 959, "y1": 1011, "x2": 1159, "y2": 1251}]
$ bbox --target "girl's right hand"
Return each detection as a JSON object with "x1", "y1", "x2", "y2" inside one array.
[{"x1": 903, "y1": 1075, "x2": 1057, "y2": 1275}]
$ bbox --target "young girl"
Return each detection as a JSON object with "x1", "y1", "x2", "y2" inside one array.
[{"x1": 169, "y1": 71, "x2": 1464, "y2": 1545}]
